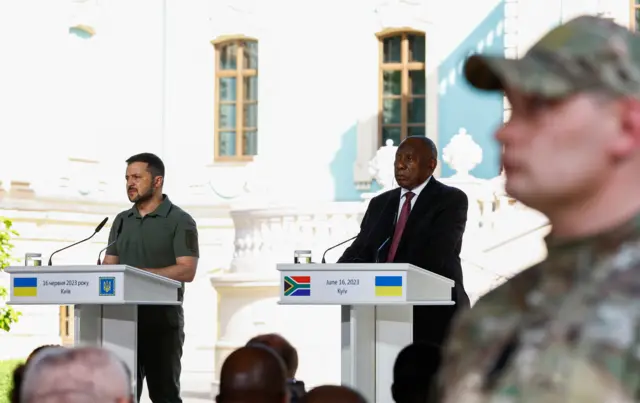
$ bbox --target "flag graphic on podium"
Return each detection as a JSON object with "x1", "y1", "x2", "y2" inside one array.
[
  {"x1": 375, "y1": 275, "x2": 403, "y2": 297},
  {"x1": 13, "y1": 277, "x2": 38, "y2": 297},
  {"x1": 284, "y1": 276, "x2": 311, "y2": 296}
]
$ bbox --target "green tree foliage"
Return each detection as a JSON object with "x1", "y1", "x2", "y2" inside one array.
[{"x1": 0, "y1": 218, "x2": 20, "y2": 332}]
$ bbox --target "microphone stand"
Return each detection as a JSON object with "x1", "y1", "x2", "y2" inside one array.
[
  {"x1": 48, "y1": 233, "x2": 99, "y2": 266},
  {"x1": 97, "y1": 219, "x2": 123, "y2": 265},
  {"x1": 321, "y1": 235, "x2": 358, "y2": 264},
  {"x1": 375, "y1": 237, "x2": 391, "y2": 263},
  {"x1": 47, "y1": 217, "x2": 108, "y2": 265},
  {"x1": 97, "y1": 239, "x2": 117, "y2": 265}
]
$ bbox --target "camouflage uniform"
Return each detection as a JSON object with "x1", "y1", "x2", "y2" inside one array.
[{"x1": 436, "y1": 16, "x2": 640, "y2": 403}]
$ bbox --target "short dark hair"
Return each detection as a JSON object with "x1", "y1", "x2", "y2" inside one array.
[
  {"x1": 126, "y1": 153, "x2": 165, "y2": 178},
  {"x1": 406, "y1": 135, "x2": 438, "y2": 160},
  {"x1": 247, "y1": 333, "x2": 298, "y2": 378}
]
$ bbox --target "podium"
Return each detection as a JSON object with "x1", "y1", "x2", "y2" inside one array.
[
  {"x1": 277, "y1": 263, "x2": 454, "y2": 403},
  {"x1": 5, "y1": 264, "x2": 182, "y2": 402}
]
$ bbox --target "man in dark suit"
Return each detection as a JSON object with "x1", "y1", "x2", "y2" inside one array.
[{"x1": 338, "y1": 136, "x2": 470, "y2": 346}]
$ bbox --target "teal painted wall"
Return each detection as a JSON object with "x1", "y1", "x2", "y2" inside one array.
[
  {"x1": 437, "y1": 1, "x2": 505, "y2": 179},
  {"x1": 330, "y1": 124, "x2": 366, "y2": 201},
  {"x1": 69, "y1": 27, "x2": 92, "y2": 39}
]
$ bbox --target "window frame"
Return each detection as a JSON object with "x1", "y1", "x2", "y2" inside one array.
[
  {"x1": 376, "y1": 28, "x2": 426, "y2": 147},
  {"x1": 212, "y1": 35, "x2": 258, "y2": 162},
  {"x1": 631, "y1": 0, "x2": 640, "y2": 31}
]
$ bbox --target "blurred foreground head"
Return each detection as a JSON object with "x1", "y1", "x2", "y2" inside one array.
[
  {"x1": 246, "y1": 333, "x2": 299, "y2": 378},
  {"x1": 10, "y1": 345, "x2": 63, "y2": 403},
  {"x1": 216, "y1": 345, "x2": 288, "y2": 403},
  {"x1": 465, "y1": 16, "x2": 640, "y2": 236},
  {"x1": 392, "y1": 342, "x2": 442, "y2": 403},
  {"x1": 20, "y1": 346, "x2": 132, "y2": 403},
  {"x1": 247, "y1": 333, "x2": 306, "y2": 402}
]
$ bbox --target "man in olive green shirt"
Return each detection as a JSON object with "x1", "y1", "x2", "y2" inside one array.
[{"x1": 104, "y1": 152, "x2": 199, "y2": 403}]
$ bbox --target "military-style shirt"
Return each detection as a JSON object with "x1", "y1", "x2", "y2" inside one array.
[
  {"x1": 106, "y1": 194, "x2": 199, "y2": 327},
  {"x1": 437, "y1": 215, "x2": 640, "y2": 402}
]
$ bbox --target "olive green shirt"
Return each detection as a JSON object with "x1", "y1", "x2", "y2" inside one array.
[{"x1": 106, "y1": 194, "x2": 199, "y2": 327}]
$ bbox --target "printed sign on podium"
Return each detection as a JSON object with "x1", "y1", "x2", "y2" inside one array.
[{"x1": 278, "y1": 263, "x2": 453, "y2": 305}]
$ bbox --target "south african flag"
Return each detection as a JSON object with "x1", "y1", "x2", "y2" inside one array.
[{"x1": 284, "y1": 276, "x2": 311, "y2": 297}]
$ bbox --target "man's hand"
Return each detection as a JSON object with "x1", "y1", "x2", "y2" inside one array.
[
  {"x1": 141, "y1": 256, "x2": 198, "y2": 283},
  {"x1": 102, "y1": 255, "x2": 119, "y2": 265}
]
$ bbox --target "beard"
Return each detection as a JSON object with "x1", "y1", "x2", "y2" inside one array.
[{"x1": 128, "y1": 187, "x2": 154, "y2": 203}]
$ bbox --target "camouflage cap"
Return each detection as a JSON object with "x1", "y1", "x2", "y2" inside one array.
[{"x1": 464, "y1": 15, "x2": 640, "y2": 98}]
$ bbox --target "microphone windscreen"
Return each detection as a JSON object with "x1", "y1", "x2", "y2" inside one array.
[{"x1": 95, "y1": 217, "x2": 109, "y2": 233}]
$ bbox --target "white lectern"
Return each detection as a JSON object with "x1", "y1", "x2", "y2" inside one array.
[
  {"x1": 5, "y1": 265, "x2": 182, "y2": 402},
  {"x1": 277, "y1": 263, "x2": 454, "y2": 403}
]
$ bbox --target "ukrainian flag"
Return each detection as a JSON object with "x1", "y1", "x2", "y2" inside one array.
[
  {"x1": 13, "y1": 277, "x2": 37, "y2": 297},
  {"x1": 375, "y1": 275, "x2": 403, "y2": 297}
]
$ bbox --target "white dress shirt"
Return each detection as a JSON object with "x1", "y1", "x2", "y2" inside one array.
[{"x1": 396, "y1": 176, "x2": 431, "y2": 220}]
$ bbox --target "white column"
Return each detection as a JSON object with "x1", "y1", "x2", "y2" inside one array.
[
  {"x1": 101, "y1": 305, "x2": 138, "y2": 401},
  {"x1": 374, "y1": 306, "x2": 413, "y2": 403},
  {"x1": 341, "y1": 306, "x2": 376, "y2": 401}
]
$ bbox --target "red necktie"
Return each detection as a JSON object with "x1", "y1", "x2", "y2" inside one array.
[{"x1": 387, "y1": 192, "x2": 414, "y2": 262}]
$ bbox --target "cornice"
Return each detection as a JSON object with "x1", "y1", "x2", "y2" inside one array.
[{"x1": 0, "y1": 195, "x2": 233, "y2": 221}]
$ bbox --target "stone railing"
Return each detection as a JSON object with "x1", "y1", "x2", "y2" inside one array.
[{"x1": 229, "y1": 203, "x2": 365, "y2": 274}]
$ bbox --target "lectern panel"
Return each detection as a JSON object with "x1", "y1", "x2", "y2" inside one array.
[
  {"x1": 9, "y1": 273, "x2": 125, "y2": 304},
  {"x1": 281, "y1": 270, "x2": 407, "y2": 304}
]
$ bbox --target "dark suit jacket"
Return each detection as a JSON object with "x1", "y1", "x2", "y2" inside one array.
[{"x1": 338, "y1": 178, "x2": 470, "y2": 345}]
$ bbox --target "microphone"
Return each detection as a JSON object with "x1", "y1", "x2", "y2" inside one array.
[
  {"x1": 375, "y1": 237, "x2": 391, "y2": 263},
  {"x1": 375, "y1": 210, "x2": 398, "y2": 263},
  {"x1": 321, "y1": 235, "x2": 358, "y2": 264},
  {"x1": 48, "y1": 217, "x2": 109, "y2": 265},
  {"x1": 97, "y1": 218, "x2": 123, "y2": 265}
]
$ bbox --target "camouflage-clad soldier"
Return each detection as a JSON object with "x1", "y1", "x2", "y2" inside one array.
[{"x1": 435, "y1": 16, "x2": 640, "y2": 402}]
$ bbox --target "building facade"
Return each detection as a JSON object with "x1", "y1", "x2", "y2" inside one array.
[{"x1": 0, "y1": 0, "x2": 635, "y2": 398}]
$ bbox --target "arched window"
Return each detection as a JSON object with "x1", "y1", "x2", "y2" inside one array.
[
  {"x1": 377, "y1": 29, "x2": 426, "y2": 146},
  {"x1": 212, "y1": 36, "x2": 258, "y2": 161}
]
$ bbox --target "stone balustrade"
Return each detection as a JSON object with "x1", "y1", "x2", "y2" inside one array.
[{"x1": 230, "y1": 202, "x2": 365, "y2": 273}]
